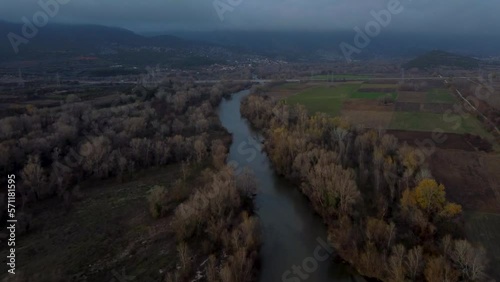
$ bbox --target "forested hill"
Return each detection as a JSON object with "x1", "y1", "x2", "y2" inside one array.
[
  {"x1": 0, "y1": 21, "x2": 239, "y2": 67},
  {"x1": 404, "y1": 50, "x2": 481, "y2": 69}
]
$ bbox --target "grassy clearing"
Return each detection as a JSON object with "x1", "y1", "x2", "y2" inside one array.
[
  {"x1": 389, "y1": 112, "x2": 491, "y2": 137},
  {"x1": 287, "y1": 85, "x2": 356, "y2": 116},
  {"x1": 426, "y1": 88, "x2": 457, "y2": 103},
  {"x1": 464, "y1": 211, "x2": 500, "y2": 280}
]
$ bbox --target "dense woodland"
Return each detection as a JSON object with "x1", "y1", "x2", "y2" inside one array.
[
  {"x1": 241, "y1": 93, "x2": 489, "y2": 282},
  {"x1": 0, "y1": 81, "x2": 238, "y2": 213},
  {"x1": 0, "y1": 80, "x2": 260, "y2": 282}
]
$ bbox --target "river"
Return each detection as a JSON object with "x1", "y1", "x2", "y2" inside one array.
[{"x1": 218, "y1": 89, "x2": 353, "y2": 282}]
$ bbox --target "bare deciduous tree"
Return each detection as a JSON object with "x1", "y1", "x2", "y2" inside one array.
[
  {"x1": 406, "y1": 245, "x2": 423, "y2": 280},
  {"x1": 21, "y1": 155, "x2": 46, "y2": 200},
  {"x1": 451, "y1": 240, "x2": 488, "y2": 281}
]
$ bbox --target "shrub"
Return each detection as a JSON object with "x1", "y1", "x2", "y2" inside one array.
[{"x1": 147, "y1": 185, "x2": 168, "y2": 218}]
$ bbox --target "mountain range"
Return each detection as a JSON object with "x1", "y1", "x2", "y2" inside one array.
[{"x1": 1, "y1": 21, "x2": 499, "y2": 68}]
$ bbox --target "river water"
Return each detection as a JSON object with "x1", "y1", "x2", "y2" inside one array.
[{"x1": 218, "y1": 90, "x2": 353, "y2": 282}]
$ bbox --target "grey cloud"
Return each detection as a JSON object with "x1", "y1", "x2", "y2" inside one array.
[{"x1": 0, "y1": 0, "x2": 499, "y2": 34}]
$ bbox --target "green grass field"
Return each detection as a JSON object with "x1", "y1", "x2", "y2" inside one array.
[
  {"x1": 389, "y1": 112, "x2": 491, "y2": 137},
  {"x1": 287, "y1": 85, "x2": 356, "y2": 115},
  {"x1": 426, "y1": 88, "x2": 457, "y2": 103}
]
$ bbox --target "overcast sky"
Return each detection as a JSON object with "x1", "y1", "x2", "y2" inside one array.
[{"x1": 1, "y1": 0, "x2": 499, "y2": 35}]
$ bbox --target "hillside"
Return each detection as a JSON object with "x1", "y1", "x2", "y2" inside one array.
[
  {"x1": 404, "y1": 50, "x2": 481, "y2": 69},
  {"x1": 0, "y1": 21, "x2": 245, "y2": 68}
]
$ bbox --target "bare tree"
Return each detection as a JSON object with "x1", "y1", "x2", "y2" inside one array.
[
  {"x1": 21, "y1": 155, "x2": 46, "y2": 200},
  {"x1": 451, "y1": 240, "x2": 488, "y2": 281},
  {"x1": 194, "y1": 139, "x2": 207, "y2": 163},
  {"x1": 406, "y1": 245, "x2": 423, "y2": 280},
  {"x1": 424, "y1": 255, "x2": 459, "y2": 282},
  {"x1": 388, "y1": 244, "x2": 406, "y2": 282}
]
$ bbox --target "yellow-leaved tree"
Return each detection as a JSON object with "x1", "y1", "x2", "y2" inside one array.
[{"x1": 401, "y1": 178, "x2": 462, "y2": 218}]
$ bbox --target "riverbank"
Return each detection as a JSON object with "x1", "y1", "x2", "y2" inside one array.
[{"x1": 220, "y1": 89, "x2": 354, "y2": 281}]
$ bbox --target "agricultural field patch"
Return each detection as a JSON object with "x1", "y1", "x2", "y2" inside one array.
[
  {"x1": 420, "y1": 102, "x2": 454, "y2": 113},
  {"x1": 342, "y1": 99, "x2": 394, "y2": 112},
  {"x1": 389, "y1": 112, "x2": 491, "y2": 137},
  {"x1": 267, "y1": 83, "x2": 313, "y2": 99},
  {"x1": 311, "y1": 74, "x2": 371, "y2": 80},
  {"x1": 396, "y1": 91, "x2": 427, "y2": 103},
  {"x1": 365, "y1": 79, "x2": 399, "y2": 84},
  {"x1": 286, "y1": 85, "x2": 354, "y2": 116},
  {"x1": 386, "y1": 130, "x2": 492, "y2": 152},
  {"x1": 430, "y1": 149, "x2": 500, "y2": 213},
  {"x1": 350, "y1": 91, "x2": 397, "y2": 100},
  {"x1": 341, "y1": 110, "x2": 394, "y2": 129},
  {"x1": 395, "y1": 102, "x2": 420, "y2": 112},
  {"x1": 358, "y1": 84, "x2": 398, "y2": 93},
  {"x1": 426, "y1": 88, "x2": 457, "y2": 103},
  {"x1": 395, "y1": 102, "x2": 453, "y2": 113},
  {"x1": 360, "y1": 84, "x2": 398, "y2": 89}
]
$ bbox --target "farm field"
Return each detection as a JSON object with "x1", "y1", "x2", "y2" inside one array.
[
  {"x1": 388, "y1": 112, "x2": 491, "y2": 137},
  {"x1": 264, "y1": 82, "x2": 313, "y2": 99},
  {"x1": 350, "y1": 91, "x2": 397, "y2": 100},
  {"x1": 358, "y1": 83, "x2": 398, "y2": 93},
  {"x1": 280, "y1": 81, "x2": 494, "y2": 141},
  {"x1": 360, "y1": 84, "x2": 398, "y2": 89},
  {"x1": 387, "y1": 130, "x2": 493, "y2": 151},
  {"x1": 341, "y1": 110, "x2": 394, "y2": 128},
  {"x1": 286, "y1": 85, "x2": 355, "y2": 116},
  {"x1": 430, "y1": 149, "x2": 500, "y2": 213},
  {"x1": 426, "y1": 88, "x2": 458, "y2": 103},
  {"x1": 311, "y1": 74, "x2": 371, "y2": 80}
]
